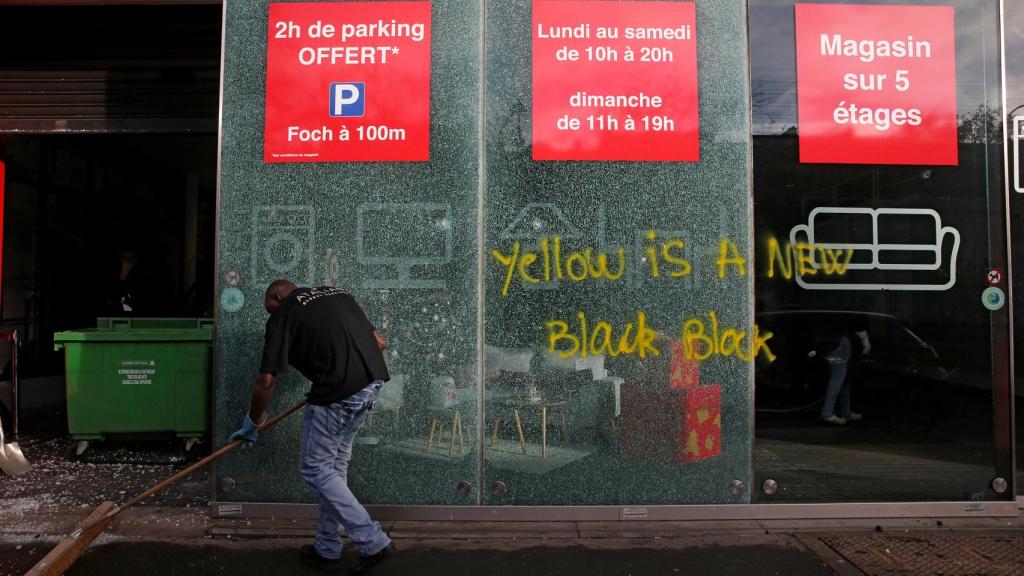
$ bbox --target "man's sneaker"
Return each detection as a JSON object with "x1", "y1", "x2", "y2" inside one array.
[
  {"x1": 821, "y1": 415, "x2": 847, "y2": 425},
  {"x1": 352, "y1": 543, "x2": 395, "y2": 575},
  {"x1": 845, "y1": 412, "x2": 863, "y2": 421},
  {"x1": 300, "y1": 544, "x2": 344, "y2": 571}
]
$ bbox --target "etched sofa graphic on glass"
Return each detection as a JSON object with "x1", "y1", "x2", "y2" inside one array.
[{"x1": 786, "y1": 207, "x2": 960, "y2": 291}]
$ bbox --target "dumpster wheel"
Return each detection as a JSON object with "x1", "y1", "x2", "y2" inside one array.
[{"x1": 184, "y1": 437, "x2": 201, "y2": 453}]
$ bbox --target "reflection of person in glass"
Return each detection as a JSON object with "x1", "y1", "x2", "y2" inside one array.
[
  {"x1": 816, "y1": 318, "x2": 871, "y2": 425},
  {"x1": 104, "y1": 250, "x2": 139, "y2": 315},
  {"x1": 229, "y1": 280, "x2": 394, "y2": 573}
]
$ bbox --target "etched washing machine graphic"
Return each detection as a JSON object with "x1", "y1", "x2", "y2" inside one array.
[
  {"x1": 356, "y1": 202, "x2": 453, "y2": 290},
  {"x1": 789, "y1": 207, "x2": 960, "y2": 291},
  {"x1": 251, "y1": 205, "x2": 316, "y2": 287}
]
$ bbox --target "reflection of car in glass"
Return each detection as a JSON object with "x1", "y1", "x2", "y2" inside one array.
[{"x1": 755, "y1": 310, "x2": 951, "y2": 418}]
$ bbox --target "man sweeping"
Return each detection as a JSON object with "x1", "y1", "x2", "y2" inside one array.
[{"x1": 230, "y1": 280, "x2": 394, "y2": 573}]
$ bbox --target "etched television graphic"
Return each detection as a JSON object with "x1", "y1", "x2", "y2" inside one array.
[
  {"x1": 789, "y1": 207, "x2": 960, "y2": 291},
  {"x1": 357, "y1": 203, "x2": 452, "y2": 290},
  {"x1": 251, "y1": 205, "x2": 316, "y2": 287}
]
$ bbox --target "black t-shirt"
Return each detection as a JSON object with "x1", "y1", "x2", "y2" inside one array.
[{"x1": 259, "y1": 287, "x2": 390, "y2": 405}]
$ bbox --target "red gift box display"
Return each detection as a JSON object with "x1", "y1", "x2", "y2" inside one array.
[
  {"x1": 669, "y1": 340, "x2": 700, "y2": 390},
  {"x1": 621, "y1": 339, "x2": 721, "y2": 464}
]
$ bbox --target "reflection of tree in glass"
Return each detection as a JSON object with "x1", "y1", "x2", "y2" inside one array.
[
  {"x1": 497, "y1": 99, "x2": 530, "y2": 154},
  {"x1": 751, "y1": 79, "x2": 794, "y2": 135},
  {"x1": 957, "y1": 104, "x2": 1000, "y2": 143}
]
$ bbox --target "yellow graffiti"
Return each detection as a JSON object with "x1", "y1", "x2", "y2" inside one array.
[
  {"x1": 492, "y1": 237, "x2": 627, "y2": 296},
  {"x1": 490, "y1": 233, "x2": 692, "y2": 296},
  {"x1": 643, "y1": 231, "x2": 692, "y2": 278},
  {"x1": 681, "y1": 311, "x2": 775, "y2": 363},
  {"x1": 546, "y1": 310, "x2": 660, "y2": 359},
  {"x1": 766, "y1": 238, "x2": 854, "y2": 279},
  {"x1": 717, "y1": 238, "x2": 747, "y2": 278},
  {"x1": 545, "y1": 309, "x2": 773, "y2": 364}
]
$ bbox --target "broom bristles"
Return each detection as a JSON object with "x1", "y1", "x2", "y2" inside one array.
[{"x1": 24, "y1": 501, "x2": 116, "y2": 576}]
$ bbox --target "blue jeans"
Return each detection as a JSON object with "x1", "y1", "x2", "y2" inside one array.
[
  {"x1": 300, "y1": 380, "x2": 391, "y2": 559},
  {"x1": 820, "y1": 336, "x2": 853, "y2": 418}
]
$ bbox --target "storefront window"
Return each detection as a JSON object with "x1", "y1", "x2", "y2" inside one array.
[
  {"x1": 1002, "y1": 1, "x2": 1024, "y2": 502},
  {"x1": 214, "y1": 0, "x2": 483, "y2": 505},
  {"x1": 483, "y1": 0, "x2": 752, "y2": 505},
  {"x1": 212, "y1": 0, "x2": 1015, "y2": 509},
  {"x1": 750, "y1": 0, "x2": 1013, "y2": 503}
]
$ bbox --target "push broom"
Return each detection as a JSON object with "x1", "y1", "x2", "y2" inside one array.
[{"x1": 24, "y1": 398, "x2": 307, "y2": 576}]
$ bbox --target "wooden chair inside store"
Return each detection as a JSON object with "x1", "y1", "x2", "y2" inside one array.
[
  {"x1": 423, "y1": 376, "x2": 467, "y2": 456},
  {"x1": 489, "y1": 397, "x2": 569, "y2": 458},
  {"x1": 425, "y1": 405, "x2": 465, "y2": 457},
  {"x1": 487, "y1": 372, "x2": 571, "y2": 458}
]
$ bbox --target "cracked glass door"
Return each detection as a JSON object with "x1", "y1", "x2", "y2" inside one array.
[
  {"x1": 482, "y1": 0, "x2": 755, "y2": 505},
  {"x1": 214, "y1": 0, "x2": 483, "y2": 508},
  {"x1": 750, "y1": 0, "x2": 1015, "y2": 504}
]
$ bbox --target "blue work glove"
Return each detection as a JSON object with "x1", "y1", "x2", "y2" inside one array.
[{"x1": 228, "y1": 415, "x2": 259, "y2": 448}]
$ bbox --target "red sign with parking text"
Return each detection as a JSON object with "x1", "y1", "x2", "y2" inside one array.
[
  {"x1": 264, "y1": 2, "x2": 431, "y2": 163},
  {"x1": 795, "y1": 3, "x2": 957, "y2": 166},
  {"x1": 532, "y1": 1, "x2": 699, "y2": 161}
]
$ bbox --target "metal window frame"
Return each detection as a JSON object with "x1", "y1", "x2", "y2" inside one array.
[
  {"x1": 998, "y1": 0, "x2": 1019, "y2": 501},
  {"x1": 210, "y1": 0, "x2": 1020, "y2": 519},
  {"x1": 210, "y1": 501, "x2": 1020, "y2": 521}
]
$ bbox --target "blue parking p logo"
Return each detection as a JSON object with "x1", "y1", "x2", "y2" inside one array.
[{"x1": 330, "y1": 82, "x2": 365, "y2": 117}]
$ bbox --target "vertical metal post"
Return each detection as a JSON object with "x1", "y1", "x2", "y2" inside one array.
[
  {"x1": 999, "y1": 0, "x2": 1018, "y2": 500},
  {"x1": 10, "y1": 329, "x2": 17, "y2": 437},
  {"x1": 1, "y1": 329, "x2": 19, "y2": 436},
  {"x1": 1014, "y1": 116, "x2": 1024, "y2": 192}
]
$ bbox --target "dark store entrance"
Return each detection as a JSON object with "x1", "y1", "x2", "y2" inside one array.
[
  {"x1": 0, "y1": 134, "x2": 217, "y2": 377},
  {"x1": 0, "y1": 3, "x2": 221, "y2": 432},
  {"x1": 750, "y1": 0, "x2": 1016, "y2": 505}
]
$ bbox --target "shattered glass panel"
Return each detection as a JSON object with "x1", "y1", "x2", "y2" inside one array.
[
  {"x1": 215, "y1": 0, "x2": 482, "y2": 506},
  {"x1": 482, "y1": 0, "x2": 753, "y2": 505}
]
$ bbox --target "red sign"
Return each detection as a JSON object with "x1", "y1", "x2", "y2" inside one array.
[
  {"x1": 264, "y1": 2, "x2": 431, "y2": 163},
  {"x1": 0, "y1": 161, "x2": 4, "y2": 299},
  {"x1": 795, "y1": 4, "x2": 957, "y2": 166},
  {"x1": 532, "y1": 1, "x2": 699, "y2": 161},
  {"x1": 986, "y1": 269, "x2": 1003, "y2": 285}
]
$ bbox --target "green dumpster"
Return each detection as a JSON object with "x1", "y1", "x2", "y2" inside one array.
[{"x1": 54, "y1": 318, "x2": 214, "y2": 449}]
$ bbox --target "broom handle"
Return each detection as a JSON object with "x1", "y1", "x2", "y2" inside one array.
[{"x1": 75, "y1": 398, "x2": 307, "y2": 535}]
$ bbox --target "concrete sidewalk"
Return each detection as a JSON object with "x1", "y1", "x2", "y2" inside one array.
[
  {"x1": 1, "y1": 434, "x2": 1021, "y2": 575},
  {"x1": 2, "y1": 506, "x2": 1022, "y2": 576}
]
